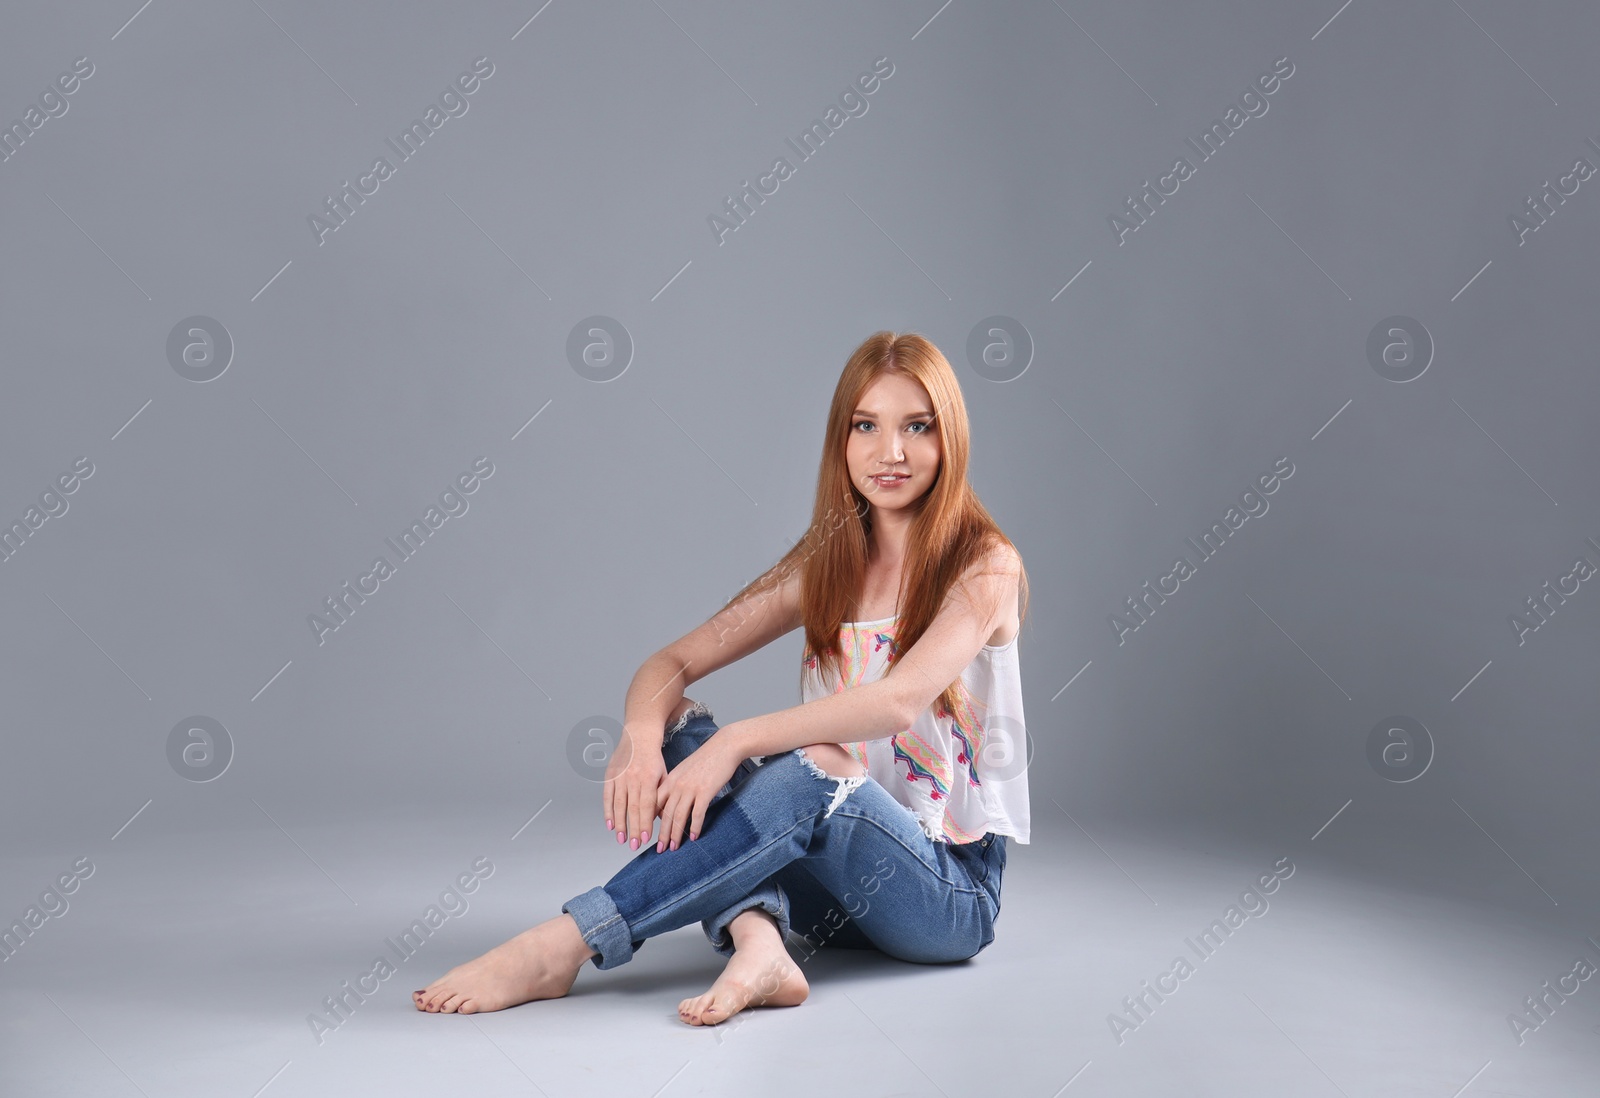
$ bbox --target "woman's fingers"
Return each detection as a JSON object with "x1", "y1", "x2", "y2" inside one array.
[
  {"x1": 628, "y1": 786, "x2": 644, "y2": 850},
  {"x1": 637, "y1": 773, "x2": 665, "y2": 850},
  {"x1": 671, "y1": 796, "x2": 688, "y2": 850},
  {"x1": 619, "y1": 778, "x2": 641, "y2": 844},
  {"x1": 655, "y1": 783, "x2": 677, "y2": 853},
  {"x1": 605, "y1": 756, "x2": 633, "y2": 839},
  {"x1": 655, "y1": 778, "x2": 674, "y2": 851},
  {"x1": 675, "y1": 792, "x2": 698, "y2": 849},
  {"x1": 688, "y1": 796, "x2": 706, "y2": 844},
  {"x1": 650, "y1": 785, "x2": 665, "y2": 853},
  {"x1": 655, "y1": 796, "x2": 670, "y2": 853},
  {"x1": 603, "y1": 737, "x2": 626, "y2": 833},
  {"x1": 651, "y1": 783, "x2": 704, "y2": 852},
  {"x1": 665, "y1": 799, "x2": 682, "y2": 852}
]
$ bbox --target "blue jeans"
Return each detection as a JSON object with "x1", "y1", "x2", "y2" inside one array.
[{"x1": 562, "y1": 701, "x2": 1006, "y2": 970}]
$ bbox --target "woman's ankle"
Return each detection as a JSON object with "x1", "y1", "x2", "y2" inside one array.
[
  {"x1": 549, "y1": 913, "x2": 598, "y2": 966},
  {"x1": 727, "y1": 907, "x2": 782, "y2": 948}
]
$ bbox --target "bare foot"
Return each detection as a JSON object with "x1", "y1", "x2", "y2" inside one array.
[
  {"x1": 678, "y1": 908, "x2": 808, "y2": 1026},
  {"x1": 413, "y1": 913, "x2": 594, "y2": 1014}
]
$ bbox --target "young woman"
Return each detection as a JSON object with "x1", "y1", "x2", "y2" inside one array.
[{"x1": 414, "y1": 330, "x2": 1030, "y2": 1024}]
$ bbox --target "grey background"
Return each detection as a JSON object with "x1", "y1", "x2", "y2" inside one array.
[{"x1": 3, "y1": 1, "x2": 1598, "y2": 1095}]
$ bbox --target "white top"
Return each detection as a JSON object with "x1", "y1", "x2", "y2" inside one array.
[{"x1": 795, "y1": 614, "x2": 1031, "y2": 845}]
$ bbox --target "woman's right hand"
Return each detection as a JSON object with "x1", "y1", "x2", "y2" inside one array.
[{"x1": 603, "y1": 727, "x2": 667, "y2": 850}]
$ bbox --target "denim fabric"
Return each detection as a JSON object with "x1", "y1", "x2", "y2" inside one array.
[{"x1": 562, "y1": 703, "x2": 1005, "y2": 970}]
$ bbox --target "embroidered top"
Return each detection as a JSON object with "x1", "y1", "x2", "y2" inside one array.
[{"x1": 797, "y1": 614, "x2": 1031, "y2": 845}]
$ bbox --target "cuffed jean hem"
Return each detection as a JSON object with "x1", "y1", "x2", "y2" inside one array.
[
  {"x1": 703, "y1": 880, "x2": 791, "y2": 959},
  {"x1": 561, "y1": 885, "x2": 636, "y2": 971},
  {"x1": 562, "y1": 879, "x2": 794, "y2": 969},
  {"x1": 566, "y1": 704, "x2": 992, "y2": 971}
]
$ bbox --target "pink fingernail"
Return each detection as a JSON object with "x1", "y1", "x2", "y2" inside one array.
[
  {"x1": 606, "y1": 818, "x2": 613, "y2": 830},
  {"x1": 631, "y1": 837, "x2": 640, "y2": 850}
]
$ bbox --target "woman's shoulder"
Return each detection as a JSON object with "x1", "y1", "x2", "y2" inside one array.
[
  {"x1": 937, "y1": 544, "x2": 1021, "y2": 611},
  {"x1": 985, "y1": 540, "x2": 1024, "y2": 574},
  {"x1": 960, "y1": 541, "x2": 1022, "y2": 642},
  {"x1": 958, "y1": 539, "x2": 1022, "y2": 581}
]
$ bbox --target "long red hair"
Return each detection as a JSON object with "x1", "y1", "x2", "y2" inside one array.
[{"x1": 716, "y1": 330, "x2": 1029, "y2": 720}]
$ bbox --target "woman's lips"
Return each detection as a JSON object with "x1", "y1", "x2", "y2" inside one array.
[{"x1": 872, "y1": 474, "x2": 909, "y2": 488}]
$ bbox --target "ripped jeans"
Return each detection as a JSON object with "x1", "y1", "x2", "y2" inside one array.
[{"x1": 561, "y1": 700, "x2": 1006, "y2": 970}]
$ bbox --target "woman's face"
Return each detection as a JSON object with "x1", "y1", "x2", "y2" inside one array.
[{"x1": 846, "y1": 372, "x2": 942, "y2": 517}]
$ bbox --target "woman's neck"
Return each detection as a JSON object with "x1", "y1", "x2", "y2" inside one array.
[{"x1": 867, "y1": 522, "x2": 910, "y2": 568}]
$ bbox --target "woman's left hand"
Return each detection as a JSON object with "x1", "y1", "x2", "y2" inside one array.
[{"x1": 654, "y1": 725, "x2": 743, "y2": 853}]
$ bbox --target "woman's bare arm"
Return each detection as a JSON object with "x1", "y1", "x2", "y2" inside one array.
[
  {"x1": 620, "y1": 565, "x2": 803, "y2": 747},
  {"x1": 605, "y1": 565, "x2": 804, "y2": 848},
  {"x1": 719, "y1": 546, "x2": 1021, "y2": 761}
]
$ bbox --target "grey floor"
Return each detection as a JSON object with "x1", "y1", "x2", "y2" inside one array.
[{"x1": 3, "y1": 808, "x2": 1596, "y2": 1097}]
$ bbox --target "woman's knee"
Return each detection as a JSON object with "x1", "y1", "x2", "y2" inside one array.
[
  {"x1": 665, "y1": 696, "x2": 699, "y2": 730},
  {"x1": 799, "y1": 742, "x2": 865, "y2": 778}
]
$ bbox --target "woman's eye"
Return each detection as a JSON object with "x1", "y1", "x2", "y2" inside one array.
[{"x1": 854, "y1": 420, "x2": 930, "y2": 434}]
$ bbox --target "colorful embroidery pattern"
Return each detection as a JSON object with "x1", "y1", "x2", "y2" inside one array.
[
  {"x1": 802, "y1": 613, "x2": 1022, "y2": 844},
  {"x1": 941, "y1": 812, "x2": 987, "y2": 844},
  {"x1": 891, "y1": 729, "x2": 951, "y2": 800},
  {"x1": 810, "y1": 617, "x2": 958, "y2": 799},
  {"x1": 805, "y1": 625, "x2": 881, "y2": 769},
  {"x1": 944, "y1": 679, "x2": 989, "y2": 790}
]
